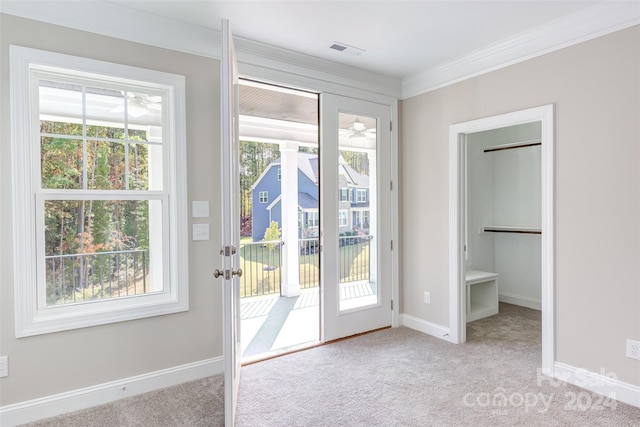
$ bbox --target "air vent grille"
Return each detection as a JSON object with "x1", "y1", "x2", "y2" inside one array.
[{"x1": 329, "y1": 42, "x2": 365, "y2": 56}]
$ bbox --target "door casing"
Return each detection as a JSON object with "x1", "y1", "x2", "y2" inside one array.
[{"x1": 448, "y1": 104, "x2": 555, "y2": 375}]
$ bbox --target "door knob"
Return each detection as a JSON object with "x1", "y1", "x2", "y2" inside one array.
[
  {"x1": 233, "y1": 268, "x2": 242, "y2": 277},
  {"x1": 214, "y1": 269, "x2": 224, "y2": 278}
]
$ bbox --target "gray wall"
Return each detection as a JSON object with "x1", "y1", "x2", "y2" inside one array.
[
  {"x1": 401, "y1": 25, "x2": 640, "y2": 385},
  {"x1": 0, "y1": 15, "x2": 222, "y2": 405}
]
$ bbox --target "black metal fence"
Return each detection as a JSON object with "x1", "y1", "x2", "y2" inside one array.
[
  {"x1": 45, "y1": 249, "x2": 149, "y2": 305},
  {"x1": 240, "y1": 235, "x2": 372, "y2": 298}
]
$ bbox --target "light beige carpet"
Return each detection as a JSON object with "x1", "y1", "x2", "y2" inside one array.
[{"x1": 22, "y1": 304, "x2": 640, "y2": 426}]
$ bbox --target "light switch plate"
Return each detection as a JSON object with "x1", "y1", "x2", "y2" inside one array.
[
  {"x1": 192, "y1": 224, "x2": 210, "y2": 241},
  {"x1": 192, "y1": 201, "x2": 210, "y2": 218}
]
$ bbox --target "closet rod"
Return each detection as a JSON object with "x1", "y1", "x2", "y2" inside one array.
[
  {"x1": 483, "y1": 141, "x2": 541, "y2": 153},
  {"x1": 483, "y1": 227, "x2": 542, "y2": 235}
]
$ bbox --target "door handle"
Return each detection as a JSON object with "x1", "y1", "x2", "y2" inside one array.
[{"x1": 214, "y1": 268, "x2": 243, "y2": 279}]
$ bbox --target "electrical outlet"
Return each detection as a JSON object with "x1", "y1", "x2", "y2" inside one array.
[
  {"x1": 0, "y1": 356, "x2": 8, "y2": 378},
  {"x1": 627, "y1": 339, "x2": 640, "y2": 360},
  {"x1": 423, "y1": 291, "x2": 431, "y2": 304}
]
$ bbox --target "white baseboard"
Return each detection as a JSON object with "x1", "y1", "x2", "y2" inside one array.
[
  {"x1": 499, "y1": 292, "x2": 542, "y2": 310},
  {"x1": 0, "y1": 356, "x2": 224, "y2": 427},
  {"x1": 552, "y1": 361, "x2": 640, "y2": 409},
  {"x1": 400, "y1": 313, "x2": 454, "y2": 343}
]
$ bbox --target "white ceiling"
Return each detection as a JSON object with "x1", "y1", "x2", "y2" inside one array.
[
  {"x1": 2, "y1": 1, "x2": 639, "y2": 98},
  {"x1": 107, "y1": 0, "x2": 600, "y2": 79}
]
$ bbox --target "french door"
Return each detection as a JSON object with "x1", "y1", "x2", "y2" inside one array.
[
  {"x1": 221, "y1": 51, "x2": 394, "y2": 422},
  {"x1": 220, "y1": 19, "x2": 241, "y2": 427},
  {"x1": 320, "y1": 94, "x2": 393, "y2": 341}
]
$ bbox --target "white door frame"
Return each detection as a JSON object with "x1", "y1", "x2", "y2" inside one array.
[{"x1": 448, "y1": 104, "x2": 555, "y2": 375}]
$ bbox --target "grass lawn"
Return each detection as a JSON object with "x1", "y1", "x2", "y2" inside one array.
[{"x1": 239, "y1": 239, "x2": 370, "y2": 297}]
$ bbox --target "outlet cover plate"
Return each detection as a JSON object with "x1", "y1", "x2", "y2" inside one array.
[
  {"x1": 627, "y1": 339, "x2": 640, "y2": 360},
  {"x1": 0, "y1": 356, "x2": 8, "y2": 377}
]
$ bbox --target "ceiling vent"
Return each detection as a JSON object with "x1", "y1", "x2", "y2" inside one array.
[{"x1": 329, "y1": 42, "x2": 365, "y2": 56}]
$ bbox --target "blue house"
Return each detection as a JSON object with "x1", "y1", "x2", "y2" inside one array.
[{"x1": 251, "y1": 153, "x2": 369, "y2": 241}]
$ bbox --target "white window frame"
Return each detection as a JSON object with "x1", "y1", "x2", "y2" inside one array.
[
  {"x1": 10, "y1": 46, "x2": 188, "y2": 337},
  {"x1": 340, "y1": 188, "x2": 350, "y2": 201},
  {"x1": 259, "y1": 191, "x2": 269, "y2": 203},
  {"x1": 339, "y1": 209, "x2": 349, "y2": 227},
  {"x1": 357, "y1": 188, "x2": 367, "y2": 203},
  {"x1": 307, "y1": 210, "x2": 319, "y2": 228}
]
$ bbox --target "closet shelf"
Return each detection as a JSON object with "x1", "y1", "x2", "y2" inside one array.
[
  {"x1": 483, "y1": 140, "x2": 541, "y2": 153},
  {"x1": 483, "y1": 226, "x2": 541, "y2": 235}
]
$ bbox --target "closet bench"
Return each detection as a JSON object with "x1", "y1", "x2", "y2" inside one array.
[{"x1": 465, "y1": 270, "x2": 499, "y2": 322}]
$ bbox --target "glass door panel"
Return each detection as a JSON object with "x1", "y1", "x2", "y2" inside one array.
[{"x1": 337, "y1": 113, "x2": 378, "y2": 311}]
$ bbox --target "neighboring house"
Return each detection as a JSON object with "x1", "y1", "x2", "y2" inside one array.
[{"x1": 251, "y1": 153, "x2": 370, "y2": 241}]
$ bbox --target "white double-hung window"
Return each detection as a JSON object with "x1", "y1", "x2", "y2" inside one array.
[{"x1": 10, "y1": 47, "x2": 188, "y2": 337}]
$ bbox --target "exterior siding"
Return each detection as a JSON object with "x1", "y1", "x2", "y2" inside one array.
[{"x1": 251, "y1": 165, "x2": 281, "y2": 241}]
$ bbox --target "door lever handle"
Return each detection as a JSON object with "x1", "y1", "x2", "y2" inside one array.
[{"x1": 214, "y1": 268, "x2": 242, "y2": 279}]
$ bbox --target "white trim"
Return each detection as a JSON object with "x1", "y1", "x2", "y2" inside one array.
[
  {"x1": 449, "y1": 105, "x2": 554, "y2": 376},
  {"x1": 552, "y1": 362, "x2": 640, "y2": 409},
  {"x1": 266, "y1": 194, "x2": 281, "y2": 211},
  {"x1": 258, "y1": 191, "x2": 269, "y2": 204},
  {"x1": 0, "y1": 357, "x2": 224, "y2": 427},
  {"x1": 400, "y1": 313, "x2": 454, "y2": 343},
  {"x1": 402, "y1": 1, "x2": 640, "y2": 99},
  {"x1": 498, "y1": 292, "x2": 542, "y2": 311}
]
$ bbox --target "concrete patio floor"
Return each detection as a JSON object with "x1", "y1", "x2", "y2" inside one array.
[{"x1": 240, "y1": 282, "x2": 376, "y2": 361}]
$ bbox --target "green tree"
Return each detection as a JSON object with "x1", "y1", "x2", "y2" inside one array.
[{"x1": 263, "y1": 221, "x2": 281, "y2": 268}]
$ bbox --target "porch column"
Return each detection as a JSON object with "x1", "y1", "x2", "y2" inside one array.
[{"x1": 280, "y1": 141, "x2": 300, "y2": 297}]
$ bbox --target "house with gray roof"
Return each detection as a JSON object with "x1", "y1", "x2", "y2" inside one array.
[{"x1": 251, "y1": 153, "x2": 369, "y2": 241}]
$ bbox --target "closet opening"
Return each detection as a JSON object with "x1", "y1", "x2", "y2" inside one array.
[{"x1": 449, "y1": 105, "x2": 555, "y2": 374}]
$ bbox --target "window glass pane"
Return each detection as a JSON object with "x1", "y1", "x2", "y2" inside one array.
[
  {"x1": 44, "y1": 199, "x2": 158, "y2": 306},
  {"x1": 39, "y1": 80, "x2": 83, "y2": 134},
  {"x1": 86, "y1": 86, "x2": 125, "y2": 124},
  {"x1": 129, "y1": 143, "x2": 149, "y2": 190},
  {"x1": 86, "y1": 124, "x2": 126, "y2": 141},
  {"x1": 41, "y1": 136, "x2": 82, "y2": 189},
  {"x1": 87, "y1": 140, "x2": 126, "y2": 190},
  {"x1": 127, "y1": 91, "x2": 163, "y2": 125}
]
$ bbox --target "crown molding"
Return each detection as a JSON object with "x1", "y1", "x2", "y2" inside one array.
[
  {"x1": 402, "y1": 1, "x2": 640, "y2": 100},
  {"x1": 0, "y1": 1, "x2": 401, "y2": 100}
]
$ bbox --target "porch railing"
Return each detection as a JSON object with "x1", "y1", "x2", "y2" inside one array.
[
  {"x1": 240, "y1": 234, "x2": 372, "y2": 298},
  {"x1": 239, "y1": 240, "x2": 282, "y2": 298},
  {"x1": 45, "y1": 249, "x2": 148, "y2": 305}
]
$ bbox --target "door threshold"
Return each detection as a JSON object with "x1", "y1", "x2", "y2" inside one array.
[
  {"x1": 241, "y1": 325, "x2": 392, "y2": 366},
  {"x1": 241, "y1": 340, "x2": 321, "y2": 366}
]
